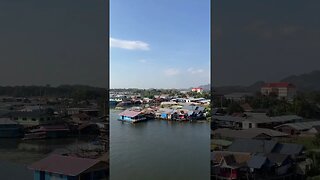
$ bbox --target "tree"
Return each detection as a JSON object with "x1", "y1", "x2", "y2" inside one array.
[
  {"x1": 227, "y1": 102, "x2": 244, "y2": 115},
  {"x1": 313, "y1": 133, "x2": 320, "y2": 147}
]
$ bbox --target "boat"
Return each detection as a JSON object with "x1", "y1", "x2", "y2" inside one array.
[
  {"x1": 22, "y1": 131, "x2": 46, "y2": 140},
  {"x1": 109, "y1": 99, "x2": 118, "y2": 107},
  {"x1": 22, "y1": 124, "x2": 70, "y2": 140},
  {"x1": 116, "y1": 101, "x2": 133, "y2": 108}
]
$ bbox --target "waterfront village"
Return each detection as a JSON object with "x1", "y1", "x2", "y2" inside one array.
[
  {"x1": 211, "y1": 82, "x2": 320, "y2": 180},
  {"x1": 110, "y1": 87, "x2": 211, "y2": 123},
  {"x1": 0, "y1": 86, "x2": 108, "y2": 180}
]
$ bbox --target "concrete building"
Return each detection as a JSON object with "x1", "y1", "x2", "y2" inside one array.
[
  {"x1": 261, "y1": 82, "x2": 296, "y2": 100},
  {"x1": 10, "y1": 111, "x2": 56, "y2": 127},
  {"x1": 212, "y1": 113, "x2": 302, "y2": 130},
  {"x1": 191, "y1": 88, "x2": 203, "y2": 93}
]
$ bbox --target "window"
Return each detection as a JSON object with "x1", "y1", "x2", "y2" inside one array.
[
  {"x1": 22, "y1": 117, "x2": 27, "y2": 121},
  {"x1": 249, "y1": 123, "x2": 252, "y2": 128},
  {"x1": 40, "y1": 118, "x2": 44, "y2": 121},
  {"x1": 32, "y1": 118, "x2": 36, "y2": 121}
]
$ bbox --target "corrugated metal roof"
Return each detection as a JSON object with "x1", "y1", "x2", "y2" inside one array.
[
  {"x1": 228, "y1": 139, "x2": 278, "y2": 154},
  {"x1": 212, "y1": 115, "x2": 244, "y2": 123},
  {"x1": 266, "y1": 153, "x2": 289, "y2": 165},
  {"x1": 211, "y1": 151, "x2": 251, "y2": 164},
  {"x1": 213, "y1": 128, "x2": 288, "y2": 139},
  {"x1": 211, "y1": 139, "x2": 233, "y2": 146},
  {"x1": 244, "y1": 128, "x2": 288, "y2": 137},
  {"x1": 118, "y1": 110, "x2": 142, "y2": 118},
  {"x1": 28, "y1": 154, "x2": 105, "y2": 176},
  {"x1": 247, "y1": 155, "x2": 267, "y2": 169},
  {"x1": 275, "y1": 120, "x2": 320, "y2": 131},
  {"x1": 214, "y1": 113, "x2": 302, "y2": 124},
  {"x1": 273, "y1": 143, "x2": 304, "y2": 155}
]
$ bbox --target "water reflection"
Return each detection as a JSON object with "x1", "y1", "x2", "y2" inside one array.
[{"x1": 0, "y1": 137, "x2": 96, "y2": 164}]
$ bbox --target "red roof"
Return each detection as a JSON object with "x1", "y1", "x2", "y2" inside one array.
[
  {"x1": 28, "y1": 154, "x2": 106, "y2": 176},
  {"x1": 192, "y1": 88, "x2": 203, "y2": 90},
  {"x1": 262, "y1": 82, "x2": 295, "y2": 88},
  {"x1": 119, "y1": 110, "x2": 142, "y2": 117}
]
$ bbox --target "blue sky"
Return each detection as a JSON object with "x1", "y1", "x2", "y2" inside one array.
[{"x1": 110, "y1": 0, "x2": 210, "y2": 89}]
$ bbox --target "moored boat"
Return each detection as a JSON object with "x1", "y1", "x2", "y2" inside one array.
[{"x1": 22, "y1": 124, "x2": 70, "y2": 140}]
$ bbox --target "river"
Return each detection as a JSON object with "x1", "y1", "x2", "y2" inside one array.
[
  {"x1": 110, "y1": 109, "x2": 210, "y2": 180},
  {"x1": 0, "y1": 137, "x2": 98, "y2": 179}
]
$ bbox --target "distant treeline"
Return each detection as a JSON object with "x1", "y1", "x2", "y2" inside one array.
[
  {"x1": 111, "y1": 88, "x2": 211, "y2": 99},
  {"x1": 216, "y1": 91, "x2": 320, "y2": 118},
  {"x1": 111, "y1": 89, "x2": 181, "y2": 98},
  {"x1": 0, "y1": 85, "x2": 107, "y2": 101}
]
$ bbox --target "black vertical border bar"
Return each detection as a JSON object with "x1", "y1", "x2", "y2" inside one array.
[
  {"x1": 106, "y1": 0, "x2": 110, "y2": 175},
  {"x1": 106, "y1": 0, "x2": 110, "y2": 128},
  {"x1": 210, "y1": 1, "x2": 214, "y2": 113},
  {"x1": 210, "y1": 0, "x2": 214, "y2": 177}
]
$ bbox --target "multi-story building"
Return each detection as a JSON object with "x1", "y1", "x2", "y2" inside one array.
[
  {"x1": 261, "y1": 82, "x2": 296, "y2": 100},
  {"x1": 191, "y1": 87, "x2": 203, "y2": 93},
  {"x1": 10, "y1": 111, "x2": 57, "y2": 127}
]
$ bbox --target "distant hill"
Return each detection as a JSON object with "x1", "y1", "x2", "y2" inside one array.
[
  {"x1": 213, "y1": 81, "x2": 265, "y2": 95},
  {"x1": 213, "y1": 70, "x2": 320, "y2": 94},
  {"x1": 280, "y1": 70, "x2": 320, "y2": 92},
  {"x1": 198, "y1": 84, "x2": 210, "y2": 91},
  {"x1": 187, "y1": 84, "x2": 210, "y2": 91},
  {"x1": 0, "y1": 85, "x2": 106, "y2": 99}
]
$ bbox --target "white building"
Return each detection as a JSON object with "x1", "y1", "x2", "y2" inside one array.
[
  {"x1": 191, "y1": 88, "x2": 203, "y2": 93},
  {"x1": 261, "y1": 82, "x2": 296, "y2": 100}
]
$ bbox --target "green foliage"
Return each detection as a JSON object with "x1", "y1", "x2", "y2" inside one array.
[
  {"x1": 227, "y1": 102, "x2": 244, "y2": 115},
  {"x1": 245, "y1": 92, "x2": 320, "y2": 118},
  {"x1": 306, "y1": 150, "x2": 320, "y2": 177},
  {"x1": 212, "y1": 95, "x2": 229, "y2": 108},
  {"x1": 313, "y1": 133, "x2": 320, "y2": 147},
  {"x1": 0, "y1": 85, "x2": 106, "y2": 101}
]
